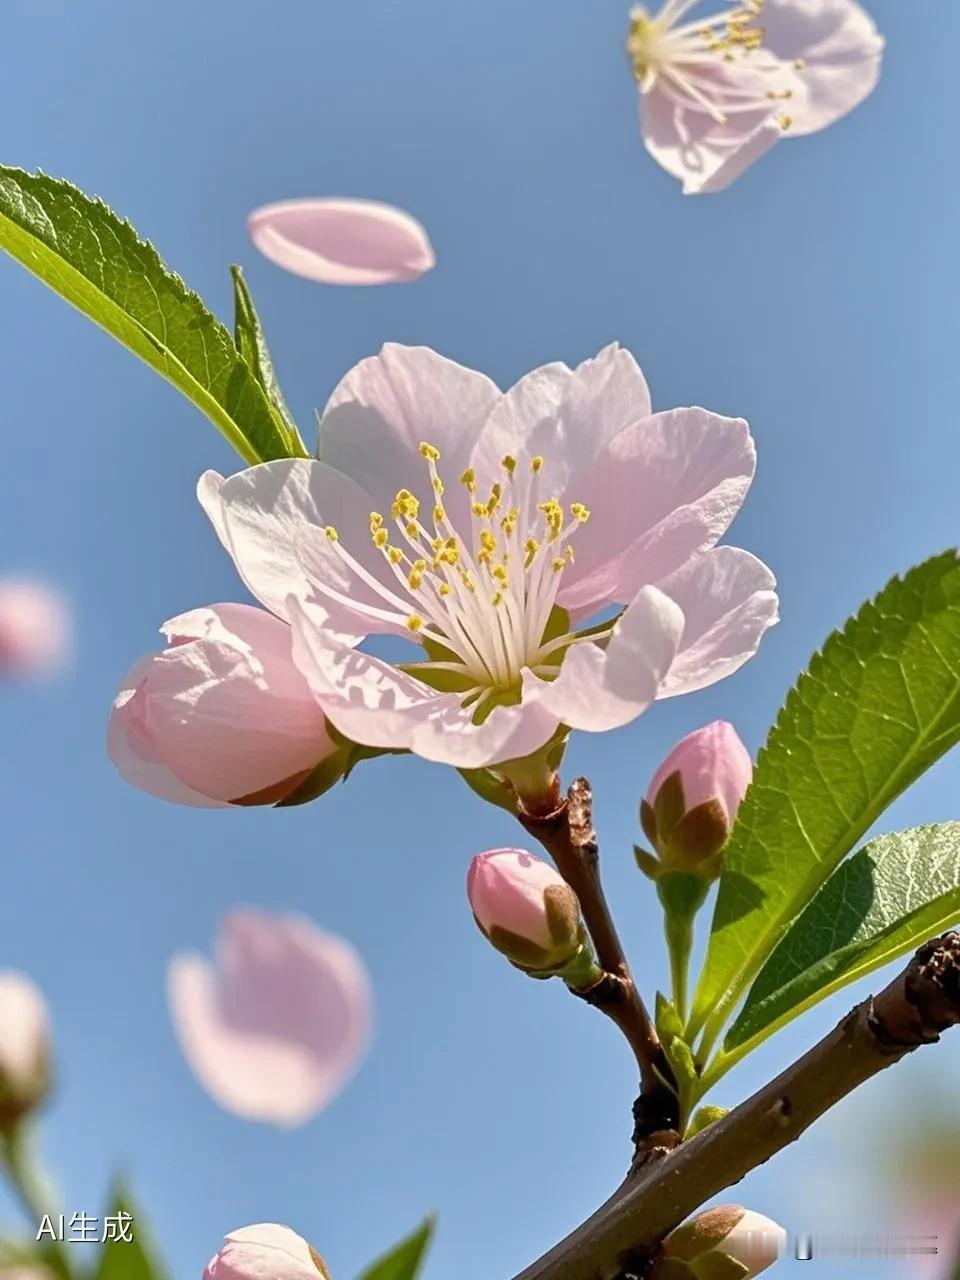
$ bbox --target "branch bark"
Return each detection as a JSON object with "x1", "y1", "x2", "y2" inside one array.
[
  {"x1": 520, "y1": 778, "x2": 678, "y2": 1137},
  {"x1": 511, "y1": 931, "x2": 960, "y2": 1280}
]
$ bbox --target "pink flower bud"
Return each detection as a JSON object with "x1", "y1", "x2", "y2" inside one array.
[
  {"x1": 0, "y1": 973, "x2": 51, "y2": 1127},
  {"x1": 108, "y1": 604, "x2": 339, "y2": 807},
  {"x1": 467, "y1": 849, "x2": 583, "y2": 973},
  {"x1": 662, "y1": 1205, "x2": 785, "y2": 1278},
  {"x1": 641, "y1": 722, "x2": 752, "y2": 874},
  {"x1": 0, "y1": 580, "x2": 70, "y2": 678},
  {"x1": 204, "y1": 1225, "x2": 330, "y2": 1280}
]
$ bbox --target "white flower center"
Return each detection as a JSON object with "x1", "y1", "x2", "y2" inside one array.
[
  {"x1": 627, "y1": 0, "x2": 799, "y2": 128},
  {"x1": 317, "y1": 446, "x2": 601, "y2": 712}
]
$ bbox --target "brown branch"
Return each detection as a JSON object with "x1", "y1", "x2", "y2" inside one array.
[
  {"x1": 520, "y1": 777, "x2": 678, "y2": 1136},
  {"x1": 511, "y1": 931, "x2": 960, "y2": 1280}
]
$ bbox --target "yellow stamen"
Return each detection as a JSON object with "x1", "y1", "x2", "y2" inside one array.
[
  {"x1": 325, "y1": 526, "x2": 338, "y2": 542},
  {"x1": 531, "y1": 456, "x2": 544, "y2": 473},
  {"x1": 418, "y1": 443, "x2": 440, "y2": 461},
  {"x1": 460, "y1": 467, "x2": 477, "y2": 492},
  {"x1": 502, "y1": 455, "x2": 517, "y2": 476},
  {"x1": 406, "y1": 614, "x2": 424, "y2": 632}
]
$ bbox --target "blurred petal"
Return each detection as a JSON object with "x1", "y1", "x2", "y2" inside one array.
[
  {"x1": 0, "y1": 972, "x2": 49, "y2": 1091},
  {"x1": 205, "y1": 1224, "x2": 326, "y2": 1280},
  {"x1": 169, "y1": 910, "x2": 372, "y2": 1127},
  {"x1": 249, "y1": 198, "x2": 435, "y2": 285},
  {"x1": 0, "y1": 580, "x2": 71, "y2": 678}
]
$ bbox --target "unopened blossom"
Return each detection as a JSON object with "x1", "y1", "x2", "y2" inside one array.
[
  {"x1": 169, "y1": 910, "x2": 372, "y2": 1127},
  {"x1": 0, "y1": 580, "x2": 70, "y2": 678},
  {"x1": 199, "y1": 344, "x2": 777, "y2": 788},
  {"x1": 641, "y1": 720, "x2": 752, "y2": 873},
  {"x1": 627, "y1": 0, "x2": 884, "y2": 193},
  {"x1": 468, "y1": 849, "x2": 584, "y2": 973},
  {"x1": 660, "y1": 1205, "x2": 786, "y2": 1277},
  {"x1": 249, "y1": 198, "x2": 435, "y2": 286},
  {"x1": 0, "y1": 972, "x2": 50, "y2": 1127},
  {"x1": 108, "y1": 603, "x2": 338, "y2": 807},
  {"x1": 204, "y1": 1225, "x2": 330, "y2": 1280}
]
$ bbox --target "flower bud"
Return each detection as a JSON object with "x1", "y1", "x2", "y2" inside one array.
[
  {"x1": 108, "y1": 604, "x2": 341, "y2": 807},
  {"x1": 0, "y1": 580, "x2": 70, "y2": 679},
  {"x1": 640, "y1": 722, "x2": 752, "y2": 876},
  {"x1": 467, "y1": 849, "x2": 584, "y2": 975},
  {"x1": 0, "y1": 973, "x2": 51, "y2": 1129},
  {"x1": 660, "y1": 1206, "x2": 786, "y2": 1279},
  {"x1": 204, "y1": 1225, "x2": 330, "y2": 1280}
]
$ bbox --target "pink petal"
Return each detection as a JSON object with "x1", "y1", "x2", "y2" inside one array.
[
  {"x1": 557, "y1": 408, "x2": 756, "y2": 618},
  {"x1": 169, "y1": 910, "x2": 372, "y2": 1127},
  {"x1": 0, "y1": 580, "x2": 71, "y2": 678},
  {"x1": 642, "y1": 91, "x2": 786, "y2": 195},
  {"x1": 319, "y1": 344, "x2": 500, "y2": 530},
  {"x1": 647, "y1": 721, "x2": 753, "y2": 823},
  {"x1": 107, "y1": 655, "x2": 227, "y2": 808},
  {"x1": 657, "y1": 547, "x2": 779, "y2": 698},
  {"x1": 142, "y1": 604, "x2": 334, "y2": 803},
  {"x1": 206, "y1": 1224, "x2": 324, "y2": 1280},
  {"x1": 206, "y1": 460, "x2": 387, "y2": 639},
  {"x1": 761, "y1": 0, "x2": 884, "y2": 136},
  {"x1": 408, "y1": 695, "x2": 558, "y2": 769},
  {"x1": 523, "y1": 586, "x2": 684, "y2": 732},
  {"x1": 248, "y1": 198, "x2": 435, "y2": 286},
  {"x1": 469, "y1": 344, "x2": 652, "y2": 496}
]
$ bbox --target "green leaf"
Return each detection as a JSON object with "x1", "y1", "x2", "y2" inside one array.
[
  {"x1": 690, "y1": 552, "x2": 960, "y2": 1051},
  {"x1": 0, "y1": 167, "x2": 305, "y2": 464},
  {"x1": 230, "y1": 265, "x2": 302, "y2": 446},
  {"x1": 724, "y1": 823, "x2": 960, "y2": 1056},
  {"x1": 356, "y1": 1216, "x2": 434, "y2": 1280},
  {"x1": 686, "y1": 1105, "x2": 728, "y2": 1139},
  {"x1": 95, "y1": 1181, "x2": 166, "y2": 1280}
]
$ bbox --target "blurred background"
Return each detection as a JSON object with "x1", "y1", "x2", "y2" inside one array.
[{"x1": 1, "y1": 0, "x2": 957, "y2": 1276}]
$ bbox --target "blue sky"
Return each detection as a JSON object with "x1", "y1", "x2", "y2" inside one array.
[{"x1": 1, "y1": 1, "x2": 957, "y2": 1277}]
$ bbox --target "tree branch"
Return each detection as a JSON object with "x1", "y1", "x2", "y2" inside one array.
[
  {"x1": 511, "y1": 931, "x2": 960, "y2": 1280},
  {"x1": 520, "y1": 777, "x2": 678, "y2": 1136}
]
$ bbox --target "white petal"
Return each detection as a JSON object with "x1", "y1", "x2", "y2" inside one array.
[
  {"x1": 657, "y1": 547, "x2": 779, "y2": 697},
  {"x1": 523, "y1": 586, "x2": 684, "y2": 731}
]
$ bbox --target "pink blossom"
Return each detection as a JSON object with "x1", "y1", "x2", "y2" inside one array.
[
  {"x1": 248, "y1": 198, "x2": 435, "y2": 286},
  {"x1": 0, "y1": 972, "x2": 50, "y2": 1124},
  {"x1": 107, "y1": 603, "x2": 337, "y2": 807},
  {"x1": 204, "y1": 1225, "x2": 329, "y2": 1280},
  {"x1": 0, "y1": 580, "x2": 70, "y2": 678},
  {"x1": 199, "y1": 344, "x2": 777, "y2": 776},
  {"x1": 647, "y1": 719, "x2": 752, "y2": 822},
  {"x1": 169, "y1": 910, "x2": 372, "y2": 1128},
  {"x1": 468, "y1": 849, "x2": 582, "y2": 970},
  {"x1": 663, "y1": 1205, "x2": 785, "y2": 1277},
  {"x1": 628, "y1": 0, "x2": 884, "y2": 193}
]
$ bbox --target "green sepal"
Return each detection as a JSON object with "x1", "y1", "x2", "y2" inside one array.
[
  {"x1": 356, "y1": 1214, "x2": 435, "y2": 1280},
  {"x1": 690, "y1": 1254, "x2": 750, "y2": 1280},
  {"x1": 635, "y1": 846, "x2": 662, "y2": 880},
  {"x1": 458, "y1": 767, "x2": 519, "y2": 813}
]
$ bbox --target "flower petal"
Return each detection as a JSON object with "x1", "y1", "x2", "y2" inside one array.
[
  {"x1": 319, "y1": 344, "x2": 501, "y2": 529},
  {"x1": 762, "y1": 0, "x2": 884, "y2": 136},
  {"x1": 657, "y1": 547, "x2": 779, "y2": 697},
  {"x1": 211, "y1": 459, "x2": 386, "y2": 639},
  {"x1": 642, "y1": 90, "x2": 786, "y2": 195},
  {"x1": 523, "y1": 586, "x2": 684, "y2": 731},
  {"x1": 143, "y1": 604, "x2": 334, "y2": 803},
  {"x1": 469, "y1": 344, "x2": 652, "y2": 494},
  {"x1": 107, "y1": 656, "x2": 226, "y2": 808},
  {"x1": 558, "y1": 408, "x2": 755, "y2": 617},
  {"x1": 169, "y1": 910, "x2": 371, "y2": 1127},
  {"x1": 248, "y1": 197, "x2": 435, "y2": 286},
  {"x1": 409, "y1": 696, "x2": 558, "y2": 769}
]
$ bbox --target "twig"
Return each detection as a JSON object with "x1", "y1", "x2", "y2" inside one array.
[
  {"x1": 510, "y1": 931, "x2": 960, "y2": 1280},
  {"x1": 520, "y1": 778, "x2": 678, "y2": 1138}
]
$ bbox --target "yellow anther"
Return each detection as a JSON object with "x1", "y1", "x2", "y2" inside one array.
[
  {"x1": 472, "y1": 501, "x2": 488, "y2": 518},
  {"x1": 430, "y1": 536, "x2": 444, "y2": 551},
  {"x1": 433, "y1": 505, "x2": 446, "y2": 525},
  {"x1": 432, "y1": 477, "x2": 445, "y2": 497},
  {"x1": 776, "y1": 112, "x2": 792, "y2": 130},
  {"x1": 501, "y1": 455, "x2": 517, "y2": 476},
  {"x1": 437, "y1": 583, "x2": 452, "y2": 597},
  {"x1": 406, "y1": 614, "x2": 424, "y2": 633},
  {"x1": 460, "y1": 467, "x2": 477, "y2": 492},
  {"x1": 485, "y1": 483, "x2": 502, "y2": 516},
  {"x1": 369, "y1": 512, "x2": 384, "y2": 530},
  {"x1": 460, "y1": 571, "x2": 476, "y2": 592},
  {"x1": 324, "y1": 525, "x2": 339, "y2": 542},
  {"x1": 479, "y1": 530, "x2": 497, "y2": 554},
  {"x1": 793, "y1": 57, "x2": 805, "y2": 68},
  {"x1": 492, "y1": 565, "x2": 509, "y2": 586},
  {"x1": 531, "y1": 456, "x2": 544, "y2": 473},
  {"x1": 391, "y1": 489, "x2": 420, "y2": 521},
  {"x1": 418, "y1": 442, "x2": 441, "y2": 461},
  {"x1": 492, "y1": 591, "x2": 504, "y2": 607},
  {"x1": 408, "y1": 559, "x2": 427, "y2": 590},
  {"x1": 388, "y1": 546, "x2": 403, "y2": 565},
  {"x1": 570, "y1": 502, "x2": 591, "y2": 523},
  {"x1": 373, "y1": 528, "x2": 389, "y2": 549},
  {"x1": 552, "y1": 557, "x2": 567, "y2": 573}
]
